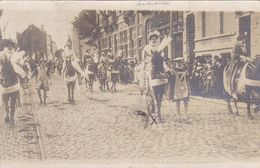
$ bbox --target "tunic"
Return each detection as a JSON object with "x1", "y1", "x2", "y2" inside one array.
[
  {"x1": 173, "y1": 66, "x2": 189, "y2": 101},
  {"x1": 36, "y1": 67, "x2": 49, "y2": 91}
]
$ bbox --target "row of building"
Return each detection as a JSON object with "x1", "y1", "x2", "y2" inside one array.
[
  {"x1": 17, "y1": 24, "x2": 58, "y2": 61},
  {"x1": 72, "y1": 11, "x2": 259, "y2": 64}
]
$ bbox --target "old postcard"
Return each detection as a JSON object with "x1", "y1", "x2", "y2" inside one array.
[{"x1": 1, "y1": 1, "x2": 260, "y2": 168}]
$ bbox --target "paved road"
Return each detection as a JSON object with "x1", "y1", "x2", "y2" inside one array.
[
  {"x1": 0, "y1": 89, "x2": 40, "y2": 160},
  {"x1": 2, "y1": 74, "x2": 260, "y2": 163}
]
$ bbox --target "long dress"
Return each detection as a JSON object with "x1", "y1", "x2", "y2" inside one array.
[{"x1": 140, "y1": 36, "x2": 172, "y2": 93}]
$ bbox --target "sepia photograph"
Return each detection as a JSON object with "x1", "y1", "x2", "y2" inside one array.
[{"x1": 1, "y1": 1, "x2": 260, "y2": 167}]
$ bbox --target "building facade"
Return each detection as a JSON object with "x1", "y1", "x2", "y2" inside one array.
[
  {"x1": 184, "y1": 11, "x2": 260, "y2": 62},
  {"x1": 95, "y1": 11, "x2": 185, "y2": 62},
  {"x1": 94, "y1": 11, "x2": 260, "y2": 63},
  {"x1": 17, "y1": 24, "x2": 57, "y2": 60}
]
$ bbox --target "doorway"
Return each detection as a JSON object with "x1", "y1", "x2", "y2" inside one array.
[{"x1": 239, "y1": 15, "x2": 251, "y2": 56}]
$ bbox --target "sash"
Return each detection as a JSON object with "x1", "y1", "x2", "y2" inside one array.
[
  {"x1": 64, "y1": 75, "x2": 77, "y2": 82},
  {"x1": 0, "y1": 83, "x2": 20, "y2": 95},
  {"x1": 150, "y1": 78, "x2": 168, "y2": 86}
]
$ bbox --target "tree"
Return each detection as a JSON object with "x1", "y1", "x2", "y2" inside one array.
[
  {"x1": 0, "y1": 8, "x2": 3, "y2": 40},
  {"x1": 72, "y1": 10, "x2": 97, "y2": 39}
]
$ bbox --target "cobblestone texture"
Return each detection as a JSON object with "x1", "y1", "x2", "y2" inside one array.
[
  {"x1": 0, "y1": 90, "x2": 40, "y2": 160},
  {"x1": 35, "y1": 75, "x2": 260, "y2": 163},
  {"x1": 2, "y1": 74, "x2": 260, "y2": 163}
]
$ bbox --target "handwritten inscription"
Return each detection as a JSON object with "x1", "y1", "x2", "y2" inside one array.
[{"x1": 136, "y1": 1, "x2": 171, "y2": 6}]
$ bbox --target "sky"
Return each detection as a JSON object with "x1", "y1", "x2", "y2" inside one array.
[{"x1": 0, "y1": 2, "x2": 80, "y2": 49}]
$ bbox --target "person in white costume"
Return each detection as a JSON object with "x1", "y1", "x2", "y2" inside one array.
[{"x1": 140, "y1": 30, "x2": 172, "y2": 124}]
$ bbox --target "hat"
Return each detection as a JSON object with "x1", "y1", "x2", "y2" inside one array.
[
  {"x1": 148, "y1": 31, "x2": 160, "y2": 40},
  {"x1": 174, "y1": 57, "x2": 185, "y2": 62},
  {"x1": 237, "y1": 34, "x2": 246, "y2": 41}
]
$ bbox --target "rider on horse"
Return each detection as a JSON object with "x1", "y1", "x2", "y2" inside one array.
[
  {"x1": 229, "y1": 35, "x2": 252, "y2": 99},
  {"x1": 141, "y1": 30, "x2": 172, "y2": 123},
  {"x1": 0, "y1": 39, "x2": 26, "y2": 127},
  {"x1": 62, "y1": 39, "x2": 83, "y2": 103}
]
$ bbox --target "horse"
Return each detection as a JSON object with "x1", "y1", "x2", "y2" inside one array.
[
  {"x1": 98, "y1": 62, "x2": 107, "y2": 92},
  {"x1": 0, "y1": 58, "x2": 27, "y2": 128},
  {"x1": 223, "y1": 56, "x2": 260, "y2": 119},
  {"x1": 139, "y1": 51, "x2": 168, "y2": 127}
]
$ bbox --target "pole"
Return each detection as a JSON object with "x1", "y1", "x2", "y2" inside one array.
[
  {"x1": 78, "y1": 21, "x2": 81, "y2": 62},
  {"x1": 169, "y1": 11, "x2": 173, "y2": 61},
  {"x1": 136, "y1": 12, "x2": 139, "y2": 62}
]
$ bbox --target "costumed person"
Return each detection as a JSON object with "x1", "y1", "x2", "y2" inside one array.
[
  {"x1": 106, "y1": 51, "x2": 113, "y2": 90},
  {"x1": 84, "y1": 52, "x2": 95, "y2": 92},
  {"x1": 110, "y1": 53, "x2": 120, "y2": 91},
  {"x1": 98, "y1": 56, "x2": 107, "y2": 92},
  {"x1": 92, "y1": 46, "x2": 99, "y2": 76},
  {"x1": 62, "y1": 38, "x2": 83, "y2": 104},
  {"x1": 172, "y1": 57, "x2": 190, "y2": 122},
  {"x1": 36, "y1": 59, "x2": 50, "y2": 105},
  {"x1": 141, "y1": 30, "x2": 172, "y2": 123},
  {"x1": 0, "y1": 39, "x2": 26, "y2": 127}
]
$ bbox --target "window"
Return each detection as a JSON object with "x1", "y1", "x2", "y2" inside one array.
[
  {"x1": 202, "y1": 12, "x2": 206, "y2": 37},
  {"x1": 119, "y1": 30, "x2": 128, "y2": 44},
  {"x1": 172, "y1": 11, "x2": 183, "y2": 23},
  {"x1": 220, "y1": 12, "x2": 224, "y2": 34},
  {"x1": 119, "y1": 30, "x2": 128, "y2": 57},
  {"x1": 145, "y1": 19, "x2": 151, "y2": 43}
]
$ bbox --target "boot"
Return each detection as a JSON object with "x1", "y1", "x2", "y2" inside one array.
[
  {"x1": 10, "y1": 111, "x2": 15, "y2": 128},
  {"x1": 157, "y1": 103, "x2": 163, "y2": 123}
]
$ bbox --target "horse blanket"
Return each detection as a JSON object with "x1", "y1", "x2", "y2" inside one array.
[{"x1": 224, "y1": 60, "x2": 260, "y2": 99}]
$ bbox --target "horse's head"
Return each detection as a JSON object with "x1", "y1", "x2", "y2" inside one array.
[
  {"x1": 246, "y1": 55, "x2": 260, "y2": 80},
  {"x1": 253, "y1": 55, "x2": 260, "y2": 69}
]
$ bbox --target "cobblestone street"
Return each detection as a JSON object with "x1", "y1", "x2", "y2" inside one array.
[{"x1": 2, "y1": 74, "x2": 260, "y2": 163}]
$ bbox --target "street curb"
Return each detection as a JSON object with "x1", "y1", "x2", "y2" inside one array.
[
  {"x1": 190, "y1": 96, "x2": 248, "y2": 109},
  {"x1": 130, "y1": 83, "x2": 248, "y2": 109}
]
